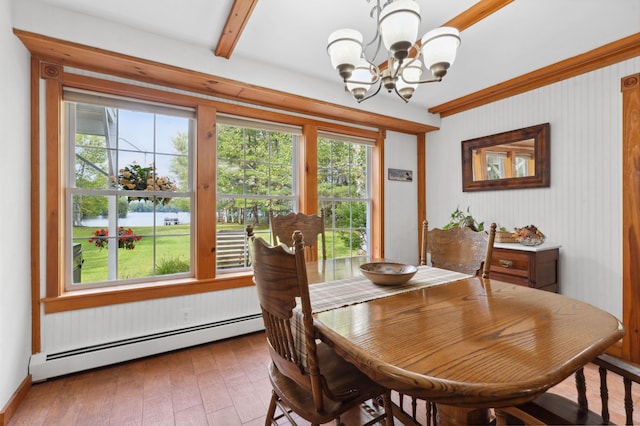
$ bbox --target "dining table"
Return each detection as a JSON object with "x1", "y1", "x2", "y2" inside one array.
[{"x1": 303, "y1": 257, "x2": 625, "y2": 426}]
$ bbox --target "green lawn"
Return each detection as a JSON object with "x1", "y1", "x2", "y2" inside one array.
[
  {"x1": 73, "y1": 223, "x2": 361, "y2": 284},
  {"x1": 74, "y1": 224, "x2": 191, "y2": 283}
]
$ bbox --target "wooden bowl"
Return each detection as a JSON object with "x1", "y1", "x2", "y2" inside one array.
[{"x1": 359, "y1": 262, "x2": 418, "y2": 286}]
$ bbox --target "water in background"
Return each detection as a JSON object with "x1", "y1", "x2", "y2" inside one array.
[{"x1": 81, "y1": 211, "x2": 191, "y2": 227}]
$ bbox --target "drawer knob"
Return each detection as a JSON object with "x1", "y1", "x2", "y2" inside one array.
[{"x1": 499, "y1": 259, "x2": 513, "y2": 268}]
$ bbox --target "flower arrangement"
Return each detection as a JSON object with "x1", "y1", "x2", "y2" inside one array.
[
  {"x1": 88, "y1": 227, "x2": 142, "y2": 250},
  {"x1": 512, "y1": 224, "x2": 545, "y2": 246},
  {"x1": 114, "y1": 162, "x2": 176, "y2": 205},
  {"x1": 88, "y1": 229, "x2": 109, "y2": 249}
]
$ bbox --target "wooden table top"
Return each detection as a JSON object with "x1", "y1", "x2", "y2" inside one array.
[{"x1": 306, "y1": 258, "x2": 624, "y2": 408}]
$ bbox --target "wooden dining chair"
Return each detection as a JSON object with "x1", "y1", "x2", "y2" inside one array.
[
  {"x1": 421, "y1": 220, "x2": 497, "y2": 278},
  {"x1": 249, "y1": 229, "x2": 394, "y2": 426},
  {"x1": 401, "y1": 220, "x2": 496, "y2": 425},
  {"x1": 497, "y1": 353, "x2": 640, "y2": 425},
  {"x1": 268, "y1": 209, "x2": 326, "y2": 261}
]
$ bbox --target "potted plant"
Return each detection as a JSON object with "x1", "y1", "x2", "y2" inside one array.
[
  {"x1": 443, "y1": 206, "x2": 484, "y2": 232},
  {"x1": 494, "y1": 225, "x2": 517, "y2": 243},
  {"x1": 114, "y1": 162, "x2": 176, "y2": 205},
  {"x1": 88, "y1": 227, "x2": 142, "y2": 250}
]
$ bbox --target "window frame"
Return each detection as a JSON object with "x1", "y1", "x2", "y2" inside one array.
[
  {"x1": 39, "y1": 67, "x2": 385, "y2": 314},
  {"x1": 64, "y1": 93, "x2": 196, "y2": 290},
  {"x1": 317, "y1": 134, "x2": 373, "y2": 259},
  {"x1": 215, "y1": 117, "x2": 301, "y2": 271}
]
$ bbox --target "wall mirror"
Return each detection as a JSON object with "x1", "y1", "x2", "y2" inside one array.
[{"x1": 461, "y1": 123, "x2": 550, "y2": 192}]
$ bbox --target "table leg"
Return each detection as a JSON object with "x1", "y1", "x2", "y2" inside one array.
[{"x1": 436, "y1": 404, "x2": 491, "y2": 425}]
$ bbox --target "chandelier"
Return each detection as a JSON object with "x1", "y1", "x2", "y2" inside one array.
[{"x1": 327, "y1": 0, "x2": 461, "y2": 103}]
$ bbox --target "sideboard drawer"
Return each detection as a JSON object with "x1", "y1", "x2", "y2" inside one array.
[
  {"x1": 489, "y1": 245, "x2": 559, "y2": 292},
  {"x1": 491, "y1": 251, "x2": 529, "y2": 278}
]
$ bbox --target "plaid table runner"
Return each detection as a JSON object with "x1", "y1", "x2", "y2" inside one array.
[
  {"x1": 293, "y1": 265, "x2": 472, "y2": 367},
  {"x1": 308, "y1": 265, "x2": 471, "y2": 313}
]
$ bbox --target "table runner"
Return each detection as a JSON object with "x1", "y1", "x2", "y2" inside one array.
[
  {"x1": 308, "y1": 265, "x2": 472, "y2": 313},
  {"x1": 293, "y1": 265, "x2": 472, "y2": 367}
]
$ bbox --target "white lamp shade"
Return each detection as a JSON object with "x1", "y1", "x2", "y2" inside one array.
[
  {"x1": 421, "y1": 27, "x2": 461, "y2": 70},
  {"x1": 327, "y1": 29, "x2": 363, "y2": 70},
  {"x1": 346, "y1": 60, "x2": 373, "y2": 92},
  {"x1": 397, "y1": 59, "x2": 423, "y2": 91},
  {"x1": 379, "y1": 0, "x2": 420, "y2": 52}
]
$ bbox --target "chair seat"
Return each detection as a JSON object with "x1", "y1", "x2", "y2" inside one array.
[{"x1": 269, "y1": 342, "x2": 388, "y2": 424}]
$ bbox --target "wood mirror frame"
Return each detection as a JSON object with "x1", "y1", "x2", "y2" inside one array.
[{"x1": 461, "y1": 123, "x2": 550, "y2": 192}]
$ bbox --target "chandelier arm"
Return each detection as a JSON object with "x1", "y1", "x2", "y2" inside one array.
[
  {"x1": 344, "y1": 77, "x2": 381, "y2": 86},
  {"x1": 363, "y1": 0, "x2": 383, "y2": 50},
  {"x1": 388, "y1": 57, "x2": 402, "y2": 79},
  {"x1": 392, "y1": 85, "x2": 410, "y2": 103},
  {"x1": 366, "y1": 60, "x2": 382, "y2": 82},
  {"x1": 399, "y1": 75, "x2": 443, "y2": 85},
  {"x1": 343, "y1": 60, "x2": 381, "y2": 86},
  {"x1": 402, "y1": 52, "x2": 422, "y2": 67},
  {"x1": 366, "y1": 33, "x2": 384, "y2": 60},
  {"x1": 356, "y1": 79, "x2": 384, "y2": 103},
  {"x1": 362, "y1": 0, "x2": 386, "y2": 66}
]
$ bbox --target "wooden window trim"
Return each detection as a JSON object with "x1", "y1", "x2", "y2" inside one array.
[
  {"x1": 15, "y1": 29, "x2": 436, "y2": 135},
  {"x1": 37, "y1": 65, "x2": 390, "y2": 313},
  {"x1": 622, "y1": 73, "x2": 640, "y2": 363}
]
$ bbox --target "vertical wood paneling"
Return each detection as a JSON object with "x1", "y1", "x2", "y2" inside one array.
[
  {"x1": 42, "y1": 286, "x2": 260, "y2": 354},
  {"x1": 384, "y1": 131, "x2": 418, "y2": 264},
  {"x1": 426, "y1": 57, "x2": 640, "y2": 319}
]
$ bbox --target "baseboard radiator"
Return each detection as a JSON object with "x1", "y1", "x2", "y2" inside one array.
[{"x1": 29, "y1": 314, "x2": 264, "y2": 382}]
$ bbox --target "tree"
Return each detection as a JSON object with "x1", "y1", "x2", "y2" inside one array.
[
  {"x1": 318, "y1": 138, "x2": 368, "y2": 253},
  {"x1": 170, "y1": 131, "x2": 190, "y2": 212},
  {"x1": 170, "y1": 131, "x2": 188, "y2": 191},
  {"x1": 74, "y1": 134, "x2": 109, "y2": 225},
  {"x1": 216, "y1": 125, "x2": 294, "y2": 226}
]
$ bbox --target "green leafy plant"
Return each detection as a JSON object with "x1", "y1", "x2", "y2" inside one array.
[
  {"x1": 443, "y1": 206, "x2": 484, "y2": 232},
  {"x1": 156, "y1": 255, "x2": 190, "y2": 275}
]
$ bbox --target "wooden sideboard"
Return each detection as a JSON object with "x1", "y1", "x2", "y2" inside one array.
[{"x1": 489, "y1": 242, "x2": 561, "y2": 292}]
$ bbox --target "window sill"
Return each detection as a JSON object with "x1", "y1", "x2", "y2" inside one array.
[{"x1": 43, "y1": 272, "x2": 254, "y2": 314}]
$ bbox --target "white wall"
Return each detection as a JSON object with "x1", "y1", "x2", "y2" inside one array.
[
  {"x1": 0, "y1": 0, "x2": 32, "y2": 410},
  {"x1": 384, "y1": 131, "x2": 419, "y2": 265},
  {"x1": 426, "y1": 57, "x2": 640, "y2": 319}
]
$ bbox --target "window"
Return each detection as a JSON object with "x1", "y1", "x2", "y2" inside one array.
[
  {"x1": 515, "y1": 153, "x2": 532, "y2": 177},
  {"x1": 317, "y1": 133, "x2": 372, "y2": 259},
  {"x1": 216, "y1": 116, "x2": 300, "y2": 270},
  {"x1": 486, "y1": 152, "x2": 506, "y2": 180},
  {"x1": 65, "y1": 90, "x2": 194, "y2": 290},
  {"x1": 43, "y1": 70, "x2": 383, "y2": 312}
]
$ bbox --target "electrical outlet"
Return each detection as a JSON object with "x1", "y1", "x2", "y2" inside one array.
[{"x1": 180, "y1": 308, "x2": 192, "y2": 323}]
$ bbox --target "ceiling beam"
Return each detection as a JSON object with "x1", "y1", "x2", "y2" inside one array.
[
  {"x1": 429, "y1": 32, "x2": 640, "y2": 117},
  {"x1": 214, "y1": 0, "x2": 259, "y2": 59},
  {"x1": 443, "y1": 0, "x2": 513, "y2": 30}
]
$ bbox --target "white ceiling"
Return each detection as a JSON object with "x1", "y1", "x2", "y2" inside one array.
[{"x1": 34, "y1": 0, "x2": 640, "y2": 113}]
